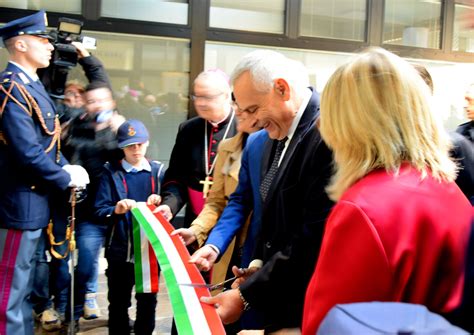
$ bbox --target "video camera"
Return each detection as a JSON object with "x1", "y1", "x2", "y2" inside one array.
[{"x1": 39, "y1": 17, "x2": 96, "y2": 99}]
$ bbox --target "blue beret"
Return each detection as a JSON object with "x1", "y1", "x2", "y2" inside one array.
[{"x1": 0, "y1": 10, "x2": 51, "y2": 42}]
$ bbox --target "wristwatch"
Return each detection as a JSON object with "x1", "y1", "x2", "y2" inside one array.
[{"x1": 238, "y1": 288, "x2": 250, "y2": 311}]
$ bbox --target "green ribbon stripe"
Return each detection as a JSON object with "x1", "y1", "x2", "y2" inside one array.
[
  {"x1": 132, "y1": 220, "x2": 144, "y2": 293},
  {"x1": 132, "y1": 208, "x2": 194, "y2": 334}
]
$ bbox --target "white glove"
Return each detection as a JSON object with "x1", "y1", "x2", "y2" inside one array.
[{"x1": 63, "y1": 164, "x2": 90, "y2": 188}]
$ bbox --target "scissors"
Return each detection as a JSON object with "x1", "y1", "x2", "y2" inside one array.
[{"x1": 179, "y1": 274, "x2": 240, "y2": 291}]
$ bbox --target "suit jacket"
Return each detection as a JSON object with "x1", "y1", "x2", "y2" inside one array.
[
  {"x1": 239, "y1": 89, "x2": 334, "y2": 331},
  {"x1": 0, "y1": 62, "x2": 70, "y2": 230},
  {"x1": 456, "y1": 121, "x2": 473, "y2": 143},
  {"x1": 205, "y1": 129, "x2": 268, "y2": 268},
  {"x1": 302, "y1": 165, "x2": 473, "y2": 334},
  {"x1": 450, "y1": 132, "x2": 474, "y2": 204}
]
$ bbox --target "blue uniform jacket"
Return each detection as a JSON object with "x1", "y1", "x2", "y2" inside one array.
[
  {"x1": 205, "y1": 129, "x2": 268, "y2": 267},
  {"x1": 0, "y1": 62, "x2": 70, "y2": 230},
  {"x1": 94, "y1": 160, "x2": 165, "y2": 262}
]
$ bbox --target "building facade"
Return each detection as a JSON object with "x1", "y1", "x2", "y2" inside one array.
[{"x1": 1, "y1": 0, "x2": 473, "y2": 166}]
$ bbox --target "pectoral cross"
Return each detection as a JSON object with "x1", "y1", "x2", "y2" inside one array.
[{"x1": 200, "y1": 176, "x2": 213, "y2": 199}]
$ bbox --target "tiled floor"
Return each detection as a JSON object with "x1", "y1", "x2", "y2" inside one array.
[{"x1": 34, "y1": 254, "x2": 173, "y2": 335}]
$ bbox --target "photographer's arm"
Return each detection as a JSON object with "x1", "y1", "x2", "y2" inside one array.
[{"x1": 72, "y1": 41, "x2": 111, "y2": 88}]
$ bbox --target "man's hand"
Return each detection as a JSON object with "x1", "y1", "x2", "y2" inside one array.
[
  {"x1": 200, "y1": 288, "x2": 244, "y2": 324},
  {"x1": 189, "y1": 245, "x2": 218, "y2": 271},
  {"x1": 153, "y1": 204, "x2": 173, "y2": 221},
  {"x1": 230, "y1": 265, "x2": 259, "y2": 289},
  {"x1": 114, "y1": 199, "x2": 137, "y2": 214},
  {"x1": 147, "y1": 194, "x2": 161, "y2": 206},
  {"x1": 109, "y1": 114, "x2": 126, "y2": 133},
  {"x1": 71, "y1": 41, "x2": 90, "y2": 58},
  {"x1": 171, "y1": 228, "x2": 197, "y2": 246}
]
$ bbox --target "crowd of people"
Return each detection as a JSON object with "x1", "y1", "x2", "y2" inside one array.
[{"x1": 0, "y1": 10, "x2": 472, "y2": 335}]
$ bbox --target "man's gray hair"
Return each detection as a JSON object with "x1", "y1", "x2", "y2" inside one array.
[{"x1": 230, "y1": 50, "x2": 310, "y2": 93}]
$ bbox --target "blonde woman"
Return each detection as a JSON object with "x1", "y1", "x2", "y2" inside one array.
[{"x1": 302, "y1": 48, "x2": 472, "y2": 334}]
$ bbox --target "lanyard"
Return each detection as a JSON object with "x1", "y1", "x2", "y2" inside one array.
[{"x1": 121, "y1": 171, "x2": 155, "y2": 195}]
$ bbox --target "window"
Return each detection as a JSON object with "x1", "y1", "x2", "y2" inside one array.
[
  {"x1": 453, "y1": 2, "x2": 474, "y2": 52},
  {"x1": 205, "y1": 41, "x2": 352, "y2": 95},
  {"x1": 85, "y1": 32, "x2": 189, "y2": 166},
  {"x1": 300, "y1": 0, "x2": 366, "y2": 41},
  {"x1": 209, "y1": 0, "x2": 285, "y2": 34},
  {"x1": 0, "y1": 0, "x2": 81, "y2": 14},
  {"x1": 409, "y1": 59, "x2": 474, "y2": 129},
  {"x1": 101, "y1": 0, "x2": 188, "y2": 25},
  {"x1": 205, "y1": 41, "x2": 474, "y2": 130},
  {"x1": 383, "y1": 0, "x2": 442, "y2": 48}
]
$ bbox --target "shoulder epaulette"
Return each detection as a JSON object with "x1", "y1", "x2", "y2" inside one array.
[{"x1": 0, "y1": 71, "x2": 14, "y2": 86}]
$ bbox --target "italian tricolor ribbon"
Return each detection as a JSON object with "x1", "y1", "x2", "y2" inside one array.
[
  {"x1": 131, "y1": 203, "x2": 225, "y2": 335},
  {"x1": 132, "y1": 219, "x2": 160, "y2": 293}
]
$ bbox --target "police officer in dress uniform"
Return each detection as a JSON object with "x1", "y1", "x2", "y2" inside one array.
[{"x1": 0, "y1": 10, "x2": 89, "y2": 335}]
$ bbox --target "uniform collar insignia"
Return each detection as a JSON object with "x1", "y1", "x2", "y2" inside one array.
[{"x1": 17, "y1": 72, "x2": 30, "y2": 84}]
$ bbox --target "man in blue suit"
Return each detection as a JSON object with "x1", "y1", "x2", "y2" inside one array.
[
  {"x1": 189, "y1": 127, "x2": 267, "y2": 331},
  {"x1": 196, "y1": 50, "x2": 334, "y2": 332},
  {"x1": 0, "y1": 10, "x2": 88, "y2": 335}
]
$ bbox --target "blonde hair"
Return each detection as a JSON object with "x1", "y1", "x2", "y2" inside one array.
[
  {"x1": 320, "y1": 47, "x2": 456, "y2": 201},
  {"x1": 65, "y1": 80, "x2": 86, "y2": 93}
]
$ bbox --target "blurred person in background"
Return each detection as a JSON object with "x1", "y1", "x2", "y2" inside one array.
[
  {"x1": 457, "y1": 83, "x2": 474, "y2": 143},
  {"x1": 62, "y1": 81, "x2": 125, "y2": 329},
  {"x1": 413, "y1": 64, "x2": 473, "y2": 204}
]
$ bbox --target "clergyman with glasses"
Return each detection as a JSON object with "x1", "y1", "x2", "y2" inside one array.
[{"x1": 155, "y1": 69, "x2": 237, "y2": 230}]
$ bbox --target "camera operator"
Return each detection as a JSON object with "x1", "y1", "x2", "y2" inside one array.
[
  {"x1": 61, "y1": 72, "x2": 126, "y2": 328},
  {"x1": 58, "y1": 41, "x2": 108, "y2": 126}
]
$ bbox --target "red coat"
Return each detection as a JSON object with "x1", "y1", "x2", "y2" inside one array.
[{"x1": 302, "y1": 164, "x2": 472, "y2": 334}]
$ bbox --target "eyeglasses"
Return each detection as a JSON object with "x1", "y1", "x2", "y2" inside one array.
[{"x1": 190, "y1": 92, "x2": 224, "y2": 101}]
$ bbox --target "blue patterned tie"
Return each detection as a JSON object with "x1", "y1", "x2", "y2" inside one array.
[{"x1": 260, "y1": 137, "x2": 288, "y2": 201}]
